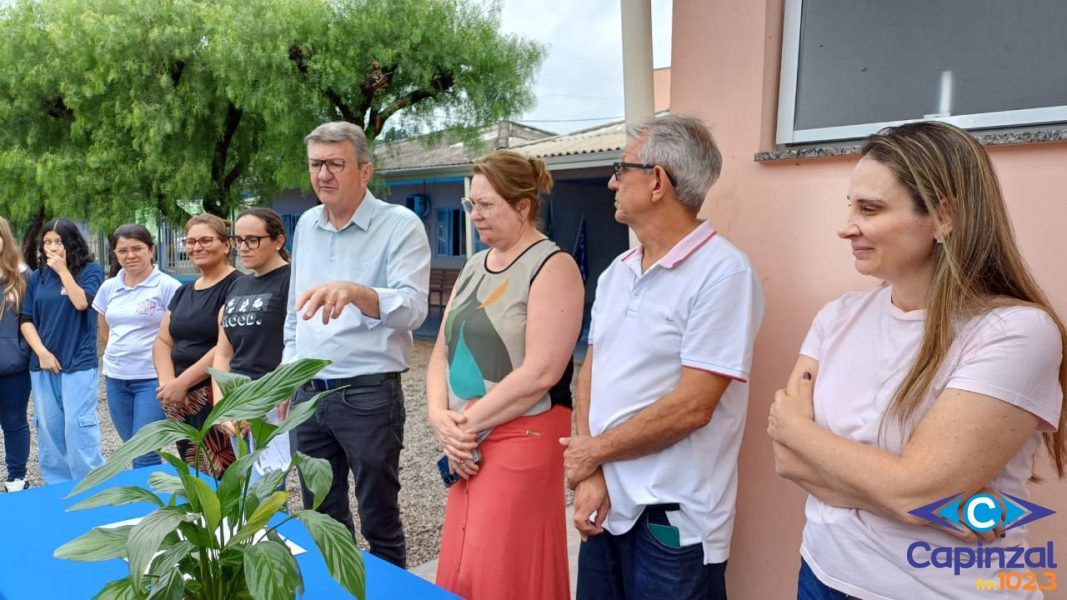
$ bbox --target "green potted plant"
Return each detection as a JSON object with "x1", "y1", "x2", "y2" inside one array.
[{"x1": 54, "y1": 358, "x2": 365, "y2": 600}]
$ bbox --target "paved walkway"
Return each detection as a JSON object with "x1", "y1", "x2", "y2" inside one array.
[{"x1": 409, "y1": 505, "x2": 583, "y2": 596}]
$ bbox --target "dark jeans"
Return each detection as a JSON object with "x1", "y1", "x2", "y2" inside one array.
[
  {"x1": 0, "y1": 371, "x2": 30, "y2": 480},
  {"x1": 289, "y1": 377, "x2": 406, "y2": 568},
  {"x1": 577, "y1": 505, "x2": 727, "y2": 600},
  {"x1": 797, "y1": 559, "x2": 855, "y2": 600}
]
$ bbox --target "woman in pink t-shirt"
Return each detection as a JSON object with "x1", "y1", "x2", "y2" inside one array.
[{"x1": 768, "y1": 121, "x2": 1067, "y2": 599}]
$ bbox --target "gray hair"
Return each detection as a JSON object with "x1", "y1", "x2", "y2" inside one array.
[
  {"x1": 304, "y1": 121, "x2": 372, "y2": 164},
  {"x1": 627, "y1": 114, "x2": 722, "y2": 211}
]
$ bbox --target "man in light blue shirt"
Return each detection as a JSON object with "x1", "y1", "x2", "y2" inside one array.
[{"x1": 283, "y1": 121, "x2": 430, "y2": 568}]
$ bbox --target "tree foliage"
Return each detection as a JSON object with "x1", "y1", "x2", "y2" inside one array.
[{"x1": 0, "y1": 0, "x2": 543, "y2": 228}]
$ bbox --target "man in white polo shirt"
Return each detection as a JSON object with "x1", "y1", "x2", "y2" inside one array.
[{"x1": 561, "y1": 114, "x2": 764, "y2": 599}]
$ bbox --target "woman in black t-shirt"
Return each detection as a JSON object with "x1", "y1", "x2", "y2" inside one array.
[
  {"x1": 212, "y1": 209, "x2": 291, "y2": 477},
  {"x1": 152, "y1": 214, "x2": 241, "y2": 475}
]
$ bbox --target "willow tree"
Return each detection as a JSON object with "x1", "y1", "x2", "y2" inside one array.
[{"x1": 0, "y1": 0, "x2": 543, "y2": 228}]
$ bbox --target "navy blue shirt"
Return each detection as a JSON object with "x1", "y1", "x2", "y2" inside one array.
[{"x1": 21, "y1": 264, "x2": 104, "y2": 373}]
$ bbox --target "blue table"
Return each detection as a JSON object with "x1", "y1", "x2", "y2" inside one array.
[{"x1": 0, "y1": 467, "x2": 455, "y2": 599}]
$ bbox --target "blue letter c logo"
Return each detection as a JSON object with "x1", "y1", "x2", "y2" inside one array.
[{"x1": 963, "y1": 494, "x2": 1000, "y2": 532}]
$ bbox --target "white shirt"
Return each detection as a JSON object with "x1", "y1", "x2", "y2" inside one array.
[
  {"x1": 93, "y1": 267, "x2": 182, "y2": 380},
  {"x1": 799, "y1": 286, "x2": 1062, "y2": 599},
  {"x1": 588, "y1": 221, "x2": 764, "y2": 564}
]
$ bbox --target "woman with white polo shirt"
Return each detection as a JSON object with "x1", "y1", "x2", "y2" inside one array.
[
  {"x1": 768, "y1": 121, "x2": 1066, "y2": 599},
  {"x1": 94, "y1": 224, "x2": 181, "y2": 468}
]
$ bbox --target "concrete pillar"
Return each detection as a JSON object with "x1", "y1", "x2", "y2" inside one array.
[{"x1": 620, "y1": 0, "x2": 655, "y2": 247}]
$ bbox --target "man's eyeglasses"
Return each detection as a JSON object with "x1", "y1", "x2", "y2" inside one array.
[
  {"x1": 307, "y1": 159, "x2": 347, "y2": 175},
  {"x1": 229, "y1": 235, "x2": 272, "y2": 249},
  {"x1": 611, "y1": 161, "x2": 677, "y2": 187},
  {"x1": 183, "y1": 236, "x2": 223, "y2": 249},
  {"x1": 460, "y1": 197, "x2": 503, "y2": 215}
]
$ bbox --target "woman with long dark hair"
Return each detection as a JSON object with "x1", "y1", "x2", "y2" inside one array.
[
  {"x1": 93, "y1": 224, "x2": 181, "y2": 468},
  {"x1": 19, "y1": 218, "x2": 105, "y2": 484},
  {"x1": 0, "y1": 217, "x2": 31, "y2": 491},
  {"x1": 769, "y1": 122, "x2": 1066, "y2": 599},
  {"x1": 153, "y1": 214, "x2": 241, "y2": 476}
]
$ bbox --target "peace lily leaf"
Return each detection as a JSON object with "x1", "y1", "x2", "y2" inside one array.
[
  {"x1": 248, "y1": 468, "x2": 289, "y2": 503},
  {"x1": 203, "y1": 359, "x2": 329, "y2": 429},
  {"x1": 248, "y1": 418, "x2": 277, "y2": 450},
  {"x1": 185, "y1": 477, "x2": 222, "y2": 539},
  {"x1": 147, "y1": 473, "x2": 187, "y2": 499},
  {"x1": 293, "y1": 452, "x2": 332, "y2": 511},
  {"x1": 217, "y1": 447, "x2": 267, "y2": 518},
  {"x1": 206, "y1": 367, "x2": 252, "y2": 398},
  {"x1": 265, "y1": 389, "x2": 329, "y2": 443},
  {"x1": 244, "y1": 540, "x2": 300, "y2": 600},
  {"x1": 54, "y1": 525, "x2": 132, "y2": 562},
  {"x1": 127, "y1": 507, "x2": 194, "y2": 590},
  {"x1": 68, "y1": 486, "x2": 164, "y2": 512},
  {"x1": 229, "y1": 491, "x2": 289, "y2": 547},
  {"x1": 146, "y1": 541, "x2": 195, "y2": 581},
  {"x1": 145, "y1": 568, "x2": 184, "y2": 600},
  {"x1": 91, "y1": 578, "x2": 139, "y2": 600},
  {"x1": 70, "y1": 420, "x2": 199, "y2": 497},
  {"x1": 296, "y1": 510, "x2": 365, "y2": 599},
  {"x1": 156, "y1": 451, "x2": 191, "y2": 478}
]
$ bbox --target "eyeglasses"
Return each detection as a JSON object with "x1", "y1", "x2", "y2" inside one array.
[
  {"x1": 307, "y1": 159, "x2": 347, "y2": 175},
  {"x1": 115, "y1": 245, "x2": 149, "y2": 257},
  {"x1": 611, "y1": 161, "x2": 677, "y2": 187},
  {"x1": 229, "y1": 235, "x2": 272, "y2": 249},
  {"x1": 183, "y1": 236, "x2": 223, "y2": 249},
  {"x1": 460, "y1": 197, "x2": 503, "y2": 215}
]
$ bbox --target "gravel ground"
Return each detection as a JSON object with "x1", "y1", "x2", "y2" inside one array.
[{"x1": 2, "y1": 338, "x2": 579, "y2": 569}]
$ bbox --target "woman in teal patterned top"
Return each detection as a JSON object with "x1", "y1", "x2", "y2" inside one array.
[{"x1": 428, "y1": 150, "x2": 584, "y2": 599}]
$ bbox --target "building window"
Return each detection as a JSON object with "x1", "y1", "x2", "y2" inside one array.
[
  {"x1": 436, "y1": 208, "x2": 466, "y2": 256},
  {"x1": 776, "y1": 0, "x2": 1067, "y2": 144}
]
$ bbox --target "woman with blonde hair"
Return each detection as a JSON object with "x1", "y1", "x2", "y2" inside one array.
[
  {"x1": 0, "y1": 217, "x2": 31, "y2": 491},
  {"x1": 428, "y1": 150, "x2": 584, "y2": 599},
  {"x1": 768, "y1": 121, "x2": 1066, "y2": 599},
  {"x1": 153, "y1": 214, "x2": 241, "y2": 475},
  {"x1": 20, "y1": 218, "x2": 105, "y2": 484}
]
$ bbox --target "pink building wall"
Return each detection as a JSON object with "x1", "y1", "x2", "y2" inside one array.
[{"x1": 670, "y1": 1, "x2": 1067, "y2": 597}]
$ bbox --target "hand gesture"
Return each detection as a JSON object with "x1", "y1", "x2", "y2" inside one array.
[
  {"x1": 295, "y1": 281, "x2": 359, "y2": 325},
  {"x1": 45, "y1": 246, "x2": 68, "y2": 275}
]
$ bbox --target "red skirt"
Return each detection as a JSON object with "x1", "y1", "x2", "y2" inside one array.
[{"x1": 436, "y1": 405, "x2": 572, "y2": 600}]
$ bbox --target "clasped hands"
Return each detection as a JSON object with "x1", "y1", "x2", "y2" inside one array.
[{"x1": 428, "y1": 408, "x2": 480, "y2": 480}]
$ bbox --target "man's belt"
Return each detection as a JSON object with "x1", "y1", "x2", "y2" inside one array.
[{"x1": 307, "y1": 372, "x2": 400, "y2": 392}]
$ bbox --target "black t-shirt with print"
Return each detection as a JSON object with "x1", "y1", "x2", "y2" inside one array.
[
  {"x1": 221, "y1": 264, "x2": 290, "y2": 380},
  {"x1": 168, "y1": 270, "x2": 243, "y2": 376}
]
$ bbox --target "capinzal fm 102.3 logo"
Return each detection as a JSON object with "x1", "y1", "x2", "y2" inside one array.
[{"x1": 907, "y1": 492, "x2": 1058, "y2": 593}]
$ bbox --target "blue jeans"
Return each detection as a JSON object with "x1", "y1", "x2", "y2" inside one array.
[
  {"x1": 105, "y1": 377, "x2": 164, "y2": 468},
  {"x1": 289, "y1": 377, "x2": 406, "y2": 568},
  {"x1": 0, "y1": 371, "x2": 31, "y2": 480},
  {"x1": 797, "y1": 559, "x2": 854, "y2": 599},
  {"x1": 577, "y1": 505, "x2": 727, "y2": 600},
  {"x1": 30, "y1": 369, "x2": 105, "y2": 484}
]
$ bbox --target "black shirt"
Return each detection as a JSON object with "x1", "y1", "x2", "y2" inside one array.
[
  {"x1": 168, "y1": 270, "x2": 242, "y2": 375},
  {"x1": 220, "y1": 264, "x2": 290, "y2": 380}
]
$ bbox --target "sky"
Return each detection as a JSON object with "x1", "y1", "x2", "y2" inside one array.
[{"x1": 497, "y1": 0, "x2": 673, "y2": 134}]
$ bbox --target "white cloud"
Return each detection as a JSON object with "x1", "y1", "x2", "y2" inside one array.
[{"x1": 497, "y1": 0, "x2": 672, "y2": 134}]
